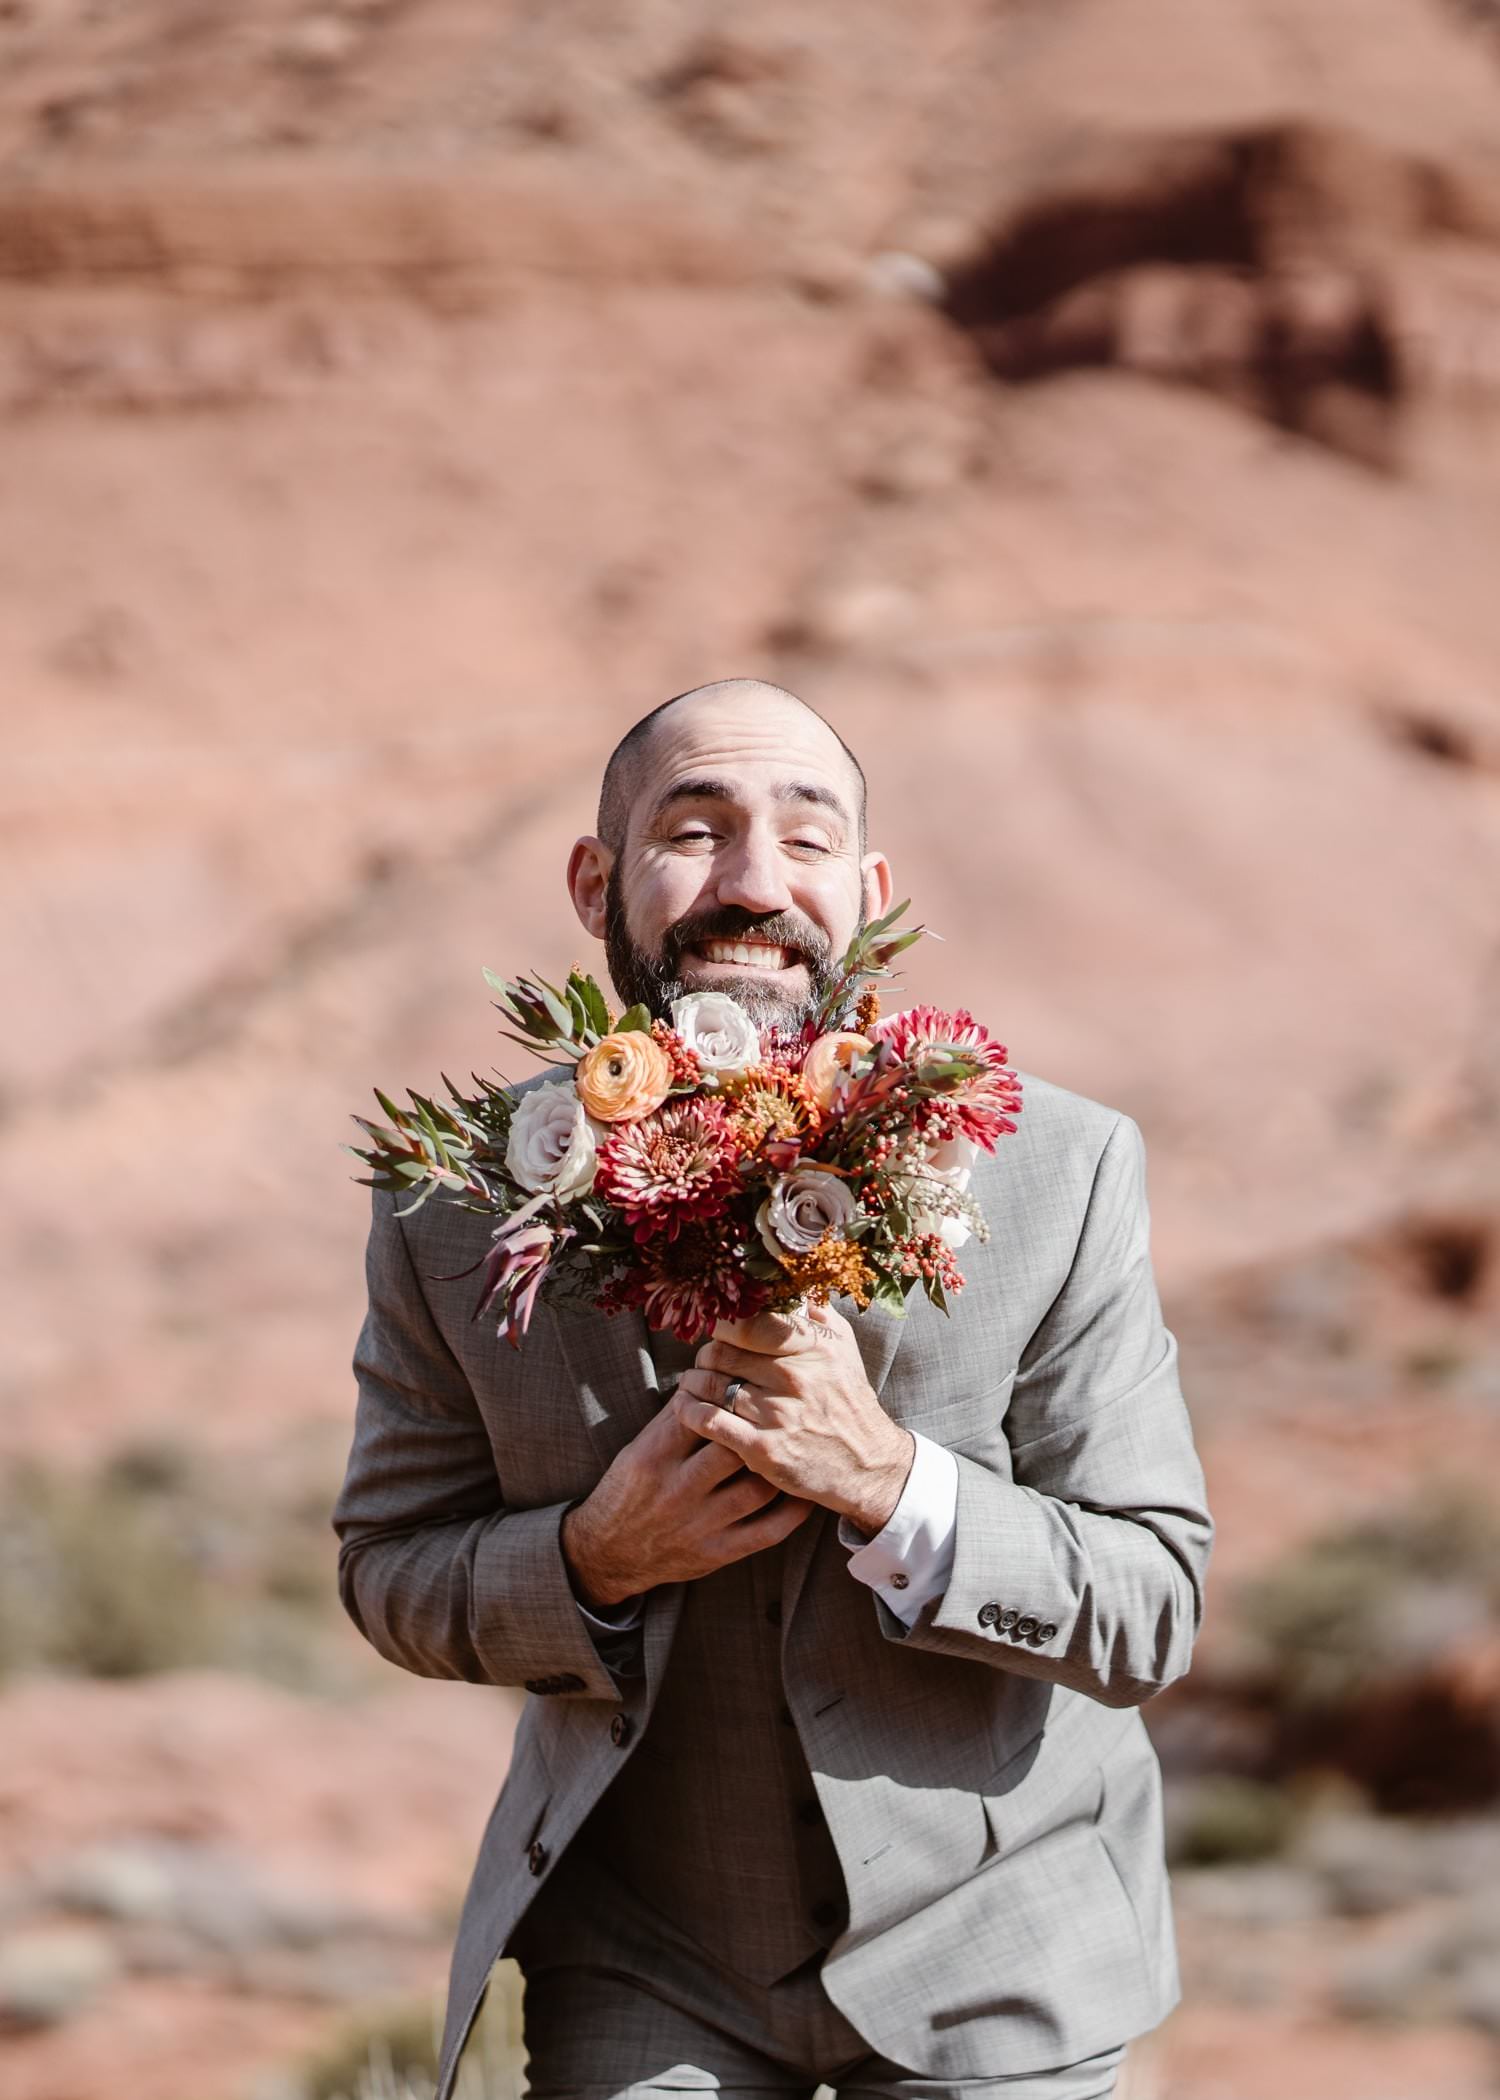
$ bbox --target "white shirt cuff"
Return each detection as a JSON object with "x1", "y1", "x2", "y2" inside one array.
[
  {"x1": 837, "y1": 1431, "x2": 960, "y2": 1627},
  {"x1": 576, "y1": 1592, "x2": 646, "y2": 1633}
]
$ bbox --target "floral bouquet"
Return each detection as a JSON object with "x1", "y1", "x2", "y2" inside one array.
[{"x1": 344, "y1": 901, "x2": 1023, "y2": 1347}]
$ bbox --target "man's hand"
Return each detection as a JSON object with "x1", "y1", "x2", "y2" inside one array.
[
  {"x1": 560, "y1": 1385, "x2": 816, "y2": 1609},
  {"x1": 673, "y1": 1303, "x2": 916, "y2": 1536}
]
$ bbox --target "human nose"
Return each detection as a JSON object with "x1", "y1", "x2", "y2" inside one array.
[{"x1": 712, "y1": 824, "x2": 794, "y2": 915}]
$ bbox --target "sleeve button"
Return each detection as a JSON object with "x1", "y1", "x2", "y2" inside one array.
[
  {"x1": 1016, "y1": 1615, "x2": 1040, "y2": 1637},
  {"x1": 1040, "y1": 1622, "x2": 1059, "y2": 1640},
  {"x1": 997, "y1": 1609, "x2": 1020, "y2": 1631},
  {"x1": 977, "y1": 1602, "x2": 1001, "y2": 1628}
]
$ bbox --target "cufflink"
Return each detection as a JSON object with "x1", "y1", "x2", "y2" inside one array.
[{"x1": 889, "y1": 1572, "x2": 910, "y2": 1591}]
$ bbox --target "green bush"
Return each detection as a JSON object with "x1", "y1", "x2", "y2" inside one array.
[
  {"x1": 1231, "y1": 1475, "x2": 1500, "y2": 1713},
  {"x1": 1169, "y1": 1775, "x2": 1300, "y2": 1865},
  {"x1": 0, "y1": 1451, "x2": 222, "y2": 1677},
  {"x1": 294, "y1": 1966, "x2": 526, "y2": 2100},
  {"x1": 0, "y1": 1441, "x2": 359, "y2": 1688}
]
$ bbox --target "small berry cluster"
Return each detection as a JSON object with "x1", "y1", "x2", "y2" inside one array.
[
  {"x1": 898, "y1": 1233, "x2": 966, "y2": 1296},
  {"x1": 650, "y1": 1019, "x2": 703, "y2": 1089}
]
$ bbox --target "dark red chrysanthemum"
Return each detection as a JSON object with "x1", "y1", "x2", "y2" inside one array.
[
  {"x1": 867, "y1": 1004, "x2": 1023, "y2": 1149},
  {"x1": 598, "y1": 1218, "x2": 770, "y2": 1343},
  {"x1": 595, "y1": 1094, "x2": 745, "y2": 1242}
]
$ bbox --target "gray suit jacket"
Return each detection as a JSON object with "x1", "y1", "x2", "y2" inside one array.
[{"x1": 331, "y1": 1064, "x2": 1215, "y2": 2093}]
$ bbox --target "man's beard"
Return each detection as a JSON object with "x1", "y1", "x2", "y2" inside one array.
[{"x1": 602, "y1": 859, "x2": 864, "y2": 1037}]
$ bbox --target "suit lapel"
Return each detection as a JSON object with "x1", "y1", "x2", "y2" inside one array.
[
  {"x1": 547, "y1": 1298, "x2": 666, "y2": 1471},
  {"x1": 546, "y1": 1293, "x2": 693, "y2": 1707}
]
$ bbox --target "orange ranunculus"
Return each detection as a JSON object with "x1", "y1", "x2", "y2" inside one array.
[
  {"x1": 575, "y1": 1030, "x2": 675, "y2": 1123},
  {"x1": 801, "y1": 1031, "x2": 872, "y2": 1110}
]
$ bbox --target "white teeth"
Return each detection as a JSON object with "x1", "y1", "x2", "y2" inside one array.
[{"x1": 701, "y1": 940, "x2": 788, "y2": 967}]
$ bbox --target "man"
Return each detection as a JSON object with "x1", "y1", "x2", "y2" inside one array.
[{"x1": 331, "y1": 678, "x2": 1216, "y2": 2099}]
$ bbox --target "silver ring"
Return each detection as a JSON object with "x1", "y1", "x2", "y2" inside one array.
[{"x1": 722, "y1": 1377, "x2": 748, "y2": 1415}]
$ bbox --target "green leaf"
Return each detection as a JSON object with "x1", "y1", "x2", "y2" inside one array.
[
  {"x1": 867, "y1": 1270, "x2": 911, "y2": 1315},
  {"x1": 615, "y1": 1002, "x2": 652, "y2": 1035},
  {"x1": 494, "y1": 1028, "x2": 583, "y2": 1064},
  {"x1": 372, "y1": 1087, "x2": 406, "y2": 1126},
  {"x1": 870, "y1": 927, "x2": 924, "y2": 965},
  {"x1": 865, "y1": 896, "x2": 911, "y2": 938},
  {"x1": 576, "y1": 972, "x2": 612, "y2": 1035},
  {"x1": 394, "y1": 1183, "x2": 441, "y2": 1216},
  {"x1": 531, "y1": 977, "x2": 577, "y2": 1039}
]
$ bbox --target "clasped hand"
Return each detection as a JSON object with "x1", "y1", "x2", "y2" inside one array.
[
  {"x1": 558, "y1": 1303, "x2": 915, "y2": 1612},
  {"x1": 673, "y1": 1303, "x2": 915, "y2": 1539}
]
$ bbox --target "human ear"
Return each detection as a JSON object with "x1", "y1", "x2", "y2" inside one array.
[
  {"x1": 860, "y1": 850, "x2": 894, "y2": 925},
  {"x1": 567, "y1": 836, "x2": 614, "y2": 941}
]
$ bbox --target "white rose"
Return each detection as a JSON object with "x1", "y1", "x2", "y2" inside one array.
[
  {"x1": 757, "y1": 1165, "x2": 857, "y2": 1262},
  {"x1": 505, "y1": 1080, "x2": 599, "y2": 1201},
  {"x1": 907, "y1": 1132, "x2": 979, "y2": 1250},
  {"x1": 669, "y1": 991, "x2": 761, "y2": 1077}
]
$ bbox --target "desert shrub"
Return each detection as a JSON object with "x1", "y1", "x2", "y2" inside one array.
[
  {"x1": 1232, "y1": 1475, "x2": 1500, "y2": 1712},
  {"x1": 1168, "y1": 1774, "x2": 1300, "y2": 1865},
  {"x1": 1228, "y1": 1475, "x2": 1500, "y2": 1811},
  {"x1": 295, "y1": 1966, "x2": 526, "y2": 2100},
  {"x1": 0, "y1": 1450, "x2": 224, "y2": 1677},
  {"x1": 0, "y1": 1441, "x2": 358, "y2": 1688}
]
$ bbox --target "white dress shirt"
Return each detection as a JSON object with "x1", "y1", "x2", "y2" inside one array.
[{"x1": 573, "y1": 1429, "x2": 960, "y2": 1651}]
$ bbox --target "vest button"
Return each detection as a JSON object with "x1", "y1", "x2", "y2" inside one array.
[
  {"x1": 977, "y1": 1601, "x2": 1001, "y2": 1628},
  {"x1": 609, "y1": 1712, "x2": 632, "y2": 1748},
  {"x1": 765, "y1": 1599, "x2": 783, "y2": 1628},
  {"x1": 811, "y1": 1899, "x2": 842, "y2": 1931},
  {"x1": 797, "y1": 1797, "x2": 822, "y2": 1826},
  {"x1": 527, "y1": 1840, "x2": 548, "y2": 1876}
]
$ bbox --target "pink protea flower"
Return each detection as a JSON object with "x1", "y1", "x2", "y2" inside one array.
[
  {"x1": 595, "y1": 1095, "x2": 745, "y2": 1243},
  {"x1": 868, "y1": 1004, "x2": 1023, "y2": 1148},
  {"x1": 451, "y1": 1192, "x2": 562, "y2": 1350}
]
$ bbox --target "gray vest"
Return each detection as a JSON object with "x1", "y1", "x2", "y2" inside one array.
[{"x1": 572, "y1": 1326, "x2": 849, "y2": 1986}]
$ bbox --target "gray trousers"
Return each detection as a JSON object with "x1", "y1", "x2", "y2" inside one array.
[{"x1": 498, "y1": 1840, "x2": 1128, "y2": 2100}]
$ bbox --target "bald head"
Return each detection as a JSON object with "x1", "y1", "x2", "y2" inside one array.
[{"x1": 596, "y1": 679, "x2": 867, "y2": 857}]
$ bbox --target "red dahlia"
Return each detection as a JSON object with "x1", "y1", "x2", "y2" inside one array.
[{"x1": 595, "y1": 1095, "x2": 745, "y2": 1243}]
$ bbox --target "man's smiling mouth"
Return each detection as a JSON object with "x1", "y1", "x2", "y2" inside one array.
[{"x1": 686, "y1": 939, "x2": 803, "y2": 972}]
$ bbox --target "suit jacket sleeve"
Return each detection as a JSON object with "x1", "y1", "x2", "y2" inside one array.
[
  {"x1": 330, "y1": 1184, "x2": 623, "y2": 1700},
  {"x1": 874, "y1": 1111, "x2": 1216, "y2": 1707}
]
